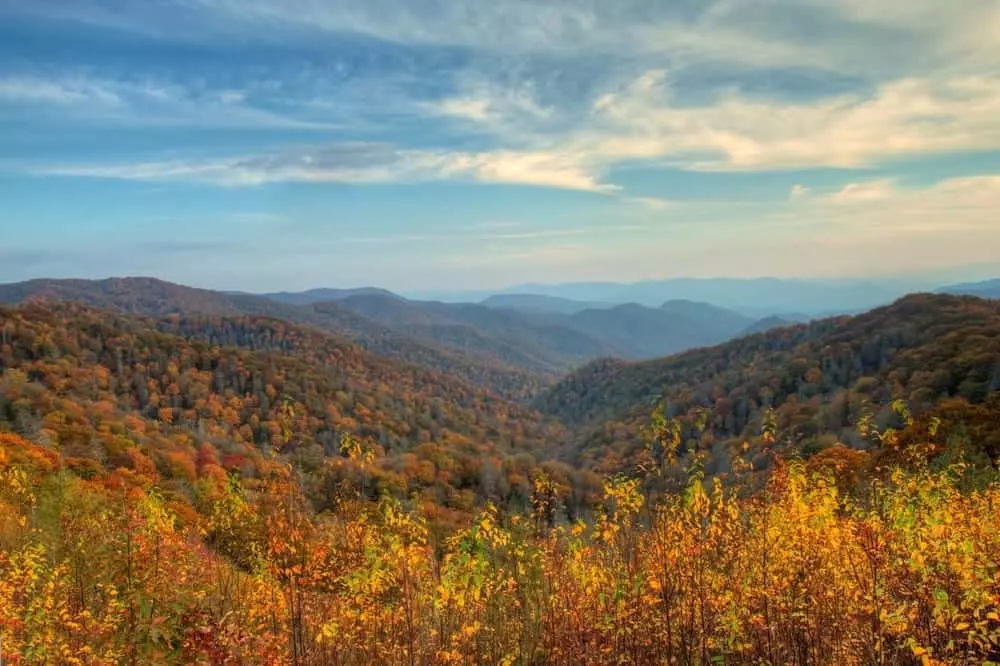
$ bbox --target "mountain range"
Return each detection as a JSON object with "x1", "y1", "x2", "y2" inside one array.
[
  {"x1": 3, "y1": 282, "x2": 999, "y2": 666},
  {"x1": 3, "y1": 276, "x2": 997, "y2": 482},
  {"x1": 939, "y1": 278, "x2": 1000, "y2": 299},
  {"x1": 2, "y1": 274, "x2": 999, "y2": 543},
  {"x1": 0, "y1": 277, "x2": 796, "y2": 395},
  {"x1": 410, "y1": 273, "x2": 1000, "y2": 316}
]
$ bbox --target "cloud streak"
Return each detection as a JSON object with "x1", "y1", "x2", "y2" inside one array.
[
  {"x1": 0, "y1": 73, "x2": 341, "y2": 130},
  {"x1": 35, "y1": 142, "x2": 618, "y2": 192},
  {"x1": 27, "y1": 71, "x2": 1000, "y2": 192},
  {"x1": 789, "y1": 174, "x2": 1000, "y2": 236},
  {"x1": 5, "y1": 0, "x2": 1000, "y2": 236}
]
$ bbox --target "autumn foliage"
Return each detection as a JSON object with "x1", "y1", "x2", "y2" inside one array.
[
  {"x1": 2, "y1": 426, "x2": 999, "y2": 664},
  {"x1": 1, "y1": 299, "x2": 999, "y2": 664}
]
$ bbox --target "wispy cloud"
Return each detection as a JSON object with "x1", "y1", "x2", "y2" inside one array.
[
  {"x1": 425, "y1": 77, "x2": 553, "y2": 133},
  {"x1": 21, "y1": 0, "x2": 998, "y2": 74},
  {"x1": 0, "y1": 72, "x2": 339, "y2": 129},
  {"x1": 0, "y1": 76, "x2": 121, "y2": 105},
  {"x1": 5, "y1": 0, "x2": 1000, "y2": 192},
  {"x1": 567, "y1": 73, "x2": 1000, "y2": 172},
  {"x1": 788, "y1": 184, "x2": 811, "y2": 202},
  {"x1": 136, "y1": 240, "x2": 238, "y2": 254},
  {"x1": 339, "y1": 224, "x2": 648, "y2": 246},
  {"x1": 471, "y1": 220, "x2": 523, "y2": 231},
  {"x1": 30, "y1": 70, "x2": 1000, "y2": 192},
  {"x1": 441, "y1": 242, "x2": 595, "y2": 267},
  {"x1": 789, "y1": 174, "x2": 1000, "y2": 235},
  {"x1": 34, "y1": 142, "x2": 617, "y2": 192},
  {"x1": 627, "y1": 196, "x2": 676, "y2": 211}
]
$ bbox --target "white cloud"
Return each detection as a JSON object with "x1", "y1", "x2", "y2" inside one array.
[
  {"x1": 628, "y1": 196, "x2": 676, "y2": 211},
  {"x1": 23, "y1": 70, "x2": 1000, "y2": 192},
  {"x1": 428, "y1": 81, "x2": 551, "y2": 126},
  {"x1": 10, "y1": 0, "x2": 1000, "y2": 196},
  {"x1": 36, "y1": 143, "x2": 616, "y2": 192},
  {"x1": 0, "y1": 76, "x2": 121, "y2": 105},
  {"x1": 0, "y1": 73, "x2": 337, "y2": 129},
  {"x1": 574, "y1": 74, "x2": 1000, "y2": 172},
  {"x1": 827, "y1": 180, "x2": 897, "y2": 204},
  {"x1": 23, "y1": 0, "x2": 1000, "y2": 80},
  {"x1": 337, "y1": 224, "x2": 647, "y2": 248},
  {"x1": 789, "y1": 184, "x2": 811, "y2": 201},
  {"x1": 598, "y1": 173, "x2": 1000, "y2": 280},
  {"x1": 792, "y1": 174, "x2": 1000, "y2": 236},
  {"x1": 416, "y1": 71, "x2": 1000, "y2": 186}
]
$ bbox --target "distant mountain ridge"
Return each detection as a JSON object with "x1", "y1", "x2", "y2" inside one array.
[
  {"x1": 333, "y1": 293, "x2": 757, "y2": 371},
  {"x1": 0, "y1": 277, "x2": 549, "y2": 401},
  {"x1": 261, "y1": 286, "x2": 401, "y2": 305},
  {"x1": 335, "y1": 293, "x2": 619, "y2": 375},
  {"x1": 411, "y1": 277, "x2": 929, "y2": 315},
  {"x1": 940, "y1": 278, "x2": 1000, "y2": 299},
  {"x1": 1, "y1": 278, "x2": 770, "y2": 395},
  {"x1": 480, "y1": 294, "x2": 615, "y2": 315}
]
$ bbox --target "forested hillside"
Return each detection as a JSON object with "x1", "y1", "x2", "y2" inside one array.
[
  {"x1": 537, "y1": 294, "x2": 1000, "y2": 471},
  {"x1": 0, "y1": 277, "x2": 773, "y2": 397},
  {"x1": 335, "y1": 294, "x2": 754, "y2": 370},
  {"x1": 3, "y1": 403, "x2": 999, "y2": 663},
  {"x1": 335, "y1": 294, "x2": 621, "y2": 374},
  {"x1": 0, "y1": 303, "x2": 586, "y2": 529},
  {"x1": 0, "y1": 278, "x2": 551, "y2": 401},
  {"x1": 2, "y1": 294, "x2": 1000, "y2": 664},
  {"x1": 6, "y1": 0, "x2": 1000, "y2": 660}
]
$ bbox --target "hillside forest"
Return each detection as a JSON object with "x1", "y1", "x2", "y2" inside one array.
[{"x1": 0, "y1": 281, "x2": 999, "y2": 664}]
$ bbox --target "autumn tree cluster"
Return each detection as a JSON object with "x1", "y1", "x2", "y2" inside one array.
[
  {"x1": 2, "y1": 427, "x2": 999, "y2": 664},
  {"x1": 1, "y1": 297, "x2": 999, "y2": 664}
]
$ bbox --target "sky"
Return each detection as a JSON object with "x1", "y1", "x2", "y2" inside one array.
[{"x1": 1, "y1": 0, "x2": 999, "y2": 293}]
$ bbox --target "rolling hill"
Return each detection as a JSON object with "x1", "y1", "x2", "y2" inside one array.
[
  {"x1": 741, "y1": 315, "x2": 795, "y2": 336},
  {"x1": 0, "y1": 302, "x2": 567, "y2": 516},
  {"x1": 0, "y1": 277, "x2": 550, "y2": 401}
]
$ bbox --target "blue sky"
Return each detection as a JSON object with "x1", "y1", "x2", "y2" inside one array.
[{"x1": 1, "y1": 0, "x2": 999, "y2": 292}]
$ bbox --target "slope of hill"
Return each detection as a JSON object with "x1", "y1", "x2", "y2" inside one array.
[
  {"x1": 940, "y1": 278, "x2": 1000, "y2": 299},
  {"x1": 0, "y1": 278, "x2": 550, "y2": 401},
  {"x1": 536, "y1": 293, "x2": 1000, "y2": 469},
  {"x1": 741, "y1": 315, "x2": 794, "y2": 336},
  {"x1": 658, "y1": 299, "x2": 754, "y2": 337},
  {"x1": 0, "y1": 302, "x2": 568, "y2": 516},
  {"x1": 5, "y1": 307, "x2": 999, "y2": 664},
  {"x1": 337, "y1": 294, "x2": 757, "y2": 371},
  {"x1": 261, "y1": 286, "x2": 401, "y2": 305},
  {"x1": 0, "y1": 276, "x2": 245, "y2": 315},
  {"x1": 566, "y1": 303, "x2": 708, "y2": 358},
  {"x1": 336, "y1": 294, "x2": 622, "y2": 374}
]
